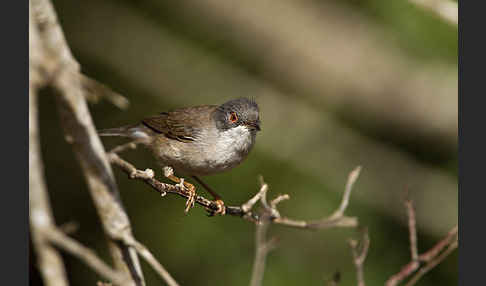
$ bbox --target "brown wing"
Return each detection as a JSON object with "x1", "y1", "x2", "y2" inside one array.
[{"x1": 142, "y1": 105, "x2": 217, "y2": 142}]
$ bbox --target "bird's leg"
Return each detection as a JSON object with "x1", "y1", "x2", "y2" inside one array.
[
  {"x1": 163, "y1": 167, "x2": 196, "y2": 213},
  {"x1": 192, "y1": 176, "x2": 226, "y2": 215}
]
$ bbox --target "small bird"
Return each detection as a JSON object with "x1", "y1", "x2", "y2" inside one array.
[{"x1": 98, "y1": 98, "x2": 261, "y2": 215}]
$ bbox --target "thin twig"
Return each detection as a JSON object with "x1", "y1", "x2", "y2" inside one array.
[
  {"x1": 405, "y1": 238, "x2": 458, "y2": 286},
  {"x1": 385, "y1": 196, "x2": 458, "y2": 286},
  {"x1": 109, "y1": 149, "x2": 362, "y2": 231},
  {"x1": 419, "y1": 225, "x2": 458, "y2": 262},
  {"x1": 334, "y1": 166, "x2": 361, "y2": 218},
  {"x1": 348, "y1": 228, "x2": 370, "y2": 286},
  {"x1": 108, "y1": 147, "x2": 363, "y2": 286},
  {"x1": 59, "y1": 221, "x2": 80, "y2": 235},
  {"x1": 304, "y1": 166, "x2": 362, "y2": 229},
  {"x1": 405, "y1": 199, "x2": 418, "y2": 261},
  {"x1": 241, "y1": 182, "x2": 268, "y2": 214},
  {"x1": 44, "y1": 228, "x2": 130, "y2": 285},
  {"x1": 125, "y1": 239, "x2": 180, "y2": 286},
  {"x1": 80, "y1": 73, "x2": 130, "y2": 109}
]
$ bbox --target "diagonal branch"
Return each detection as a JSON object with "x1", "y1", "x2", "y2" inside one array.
[
  {"x1": 405, "y1": 237, "x2": 458, "y2": 286},
  {"x1": 29, "y1": 47, "x2": 70, "y2": 286},
  {"x1": 29, "y1": 1, "x2": 178, "y2": 285},
  {"x1": 124, "y1": 239, "x2": 179, "y2": 286},
  {"x1": 43, "y1": 228, "x2": 130, "y2": 285},
  {"x1": 108, "y1": 144, "x2": 361, "y2": 231},
  {"x1": 385, "y1": 196, "x2": 458, "y2": 286},
  {"x1": 29, "y1": 3, "x2": 68, "y2": 284},
  {"x1": 30, "y1": 0, "x2": 145, "y2": 281}
]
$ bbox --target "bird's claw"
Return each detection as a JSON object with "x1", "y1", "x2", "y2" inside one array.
[
  {"x1": 180, "y1": 181, "x2": 196, "y2": 214},
  {"x1": 207, "y1": 199, "x2": 226, "y2": 216}
]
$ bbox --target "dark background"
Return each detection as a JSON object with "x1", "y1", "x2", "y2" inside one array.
[{"x1": 31, "y1": 0, "x2": 457, "y2": 285}]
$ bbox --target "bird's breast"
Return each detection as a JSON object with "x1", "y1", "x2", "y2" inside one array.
[
  {"x1": 153, "y1": 125, "x2": 255, "y2": 176},
  {"x1": 209, "y1": 125, "x2": 255, "y2": 168}
]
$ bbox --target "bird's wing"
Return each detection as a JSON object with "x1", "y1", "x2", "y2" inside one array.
[{"x1": 142, "y1": 105, "x2": 217, "y2": 142}]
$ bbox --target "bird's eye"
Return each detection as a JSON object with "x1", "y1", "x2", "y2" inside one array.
[{"x1": 229, "y1": 112, "x2": 238, "y2": 123}]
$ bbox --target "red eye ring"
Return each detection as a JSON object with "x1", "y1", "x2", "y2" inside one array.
[{"x1": 229, "y1": 112, "x2": 238, "y2": 123}]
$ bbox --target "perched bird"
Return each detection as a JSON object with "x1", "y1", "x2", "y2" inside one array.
[{"x1": 98, "y1": 98, "x2": 261, "y2": 215}]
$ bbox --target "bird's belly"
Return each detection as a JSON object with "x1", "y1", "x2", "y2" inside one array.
[
  {"x1": 156, "y1": 146, "x2": 248, "y2": 176},
  {"x1": 153, "y1": 130, "x2": 255, "y2": 176}
]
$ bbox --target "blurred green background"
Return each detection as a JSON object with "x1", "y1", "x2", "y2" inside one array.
[{"x1": 30, "y1": 0, "x2": 457, "y2": 285}]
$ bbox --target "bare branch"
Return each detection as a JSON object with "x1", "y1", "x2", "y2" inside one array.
[
  {"x1": 109, "y1": 141, "x2": 140, "y2": 155},
  {"x1": 44, "y1": 228, "x2": 130, "y2": 285},
  {"x1": 270, "y1": 194, "x2": 290, "y2": 209},
  {"x1": 80, "y1": 73, "x2": 130, "y2": 109},
  {"x1": 29, "y1": 0, "x2": 149, "y2": 284},
  {"x1": 335, "y1": 166, "x2": 361, "y2": 218},
  {"x1": 405, "y1": 238, "x2": 458, "y2": 286},
  {"x1": 108, "y1": 150, "x2": 258, "y2": 219},
  {"x1": 125, "y1": 239, "x2": 180, "y2": 286},
  {"x1": 348, "y1": 228, "x2": 370, "y2": 286},
  {"x1": 29, "y1": 3, "x2": 68, "y2": 283},
  {"x1": 241, "y1": 181, "x2": 268, "y2": 213},
  {"x1": 385, "y1": 196, "x2": 458, "y2": 286},
  {"x1": 419, "y1": 225, "x2": 458, "y2": 262},
  {"x1": 108, "y1": 150, "x2": 363, "y2": 285},
  {"x1": 405, "y1": 199, "x2": 419, "y2": 261},
  {"x1": 108, "y1": 148, "x2": 361, "y2": 231},
  {"x1": 59, "y1": 221, "x2": 80, "y2": 235},
  {"x1": 249, "y1": 218, "x2": 274, "y2": 286},
  {"x1": 304, "y1": 166, "x2": 362, "y2": 229}
]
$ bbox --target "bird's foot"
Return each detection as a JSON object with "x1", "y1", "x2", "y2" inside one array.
[
  {"x1": 176, "y1": 178, "x2": 196, "y2": 214},
  {"x1": 207, "y1": 199, "x2": 226, "y2": 216},
  {"x1": 184, "y1": 182, "x2": 196, "y2": 214},
  {"x1": 164, "y1": 167, "x2": 197, "y2": 213}
]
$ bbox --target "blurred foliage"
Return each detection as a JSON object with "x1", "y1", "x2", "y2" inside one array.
[
  {"x1": 32, "y1": 0, "x2": 457, "y2": 285},
  {"x1": 345, "y1": 0, "x2": 457, "y2": 64}
]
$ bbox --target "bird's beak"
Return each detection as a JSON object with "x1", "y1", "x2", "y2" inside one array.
[{"x1": 245, "y1": 121, "x2": 261, "y2": 131}]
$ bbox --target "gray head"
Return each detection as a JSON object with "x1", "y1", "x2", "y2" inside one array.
[{"x1": 212, "y1": 98, "x2": 261, "y2": 132}]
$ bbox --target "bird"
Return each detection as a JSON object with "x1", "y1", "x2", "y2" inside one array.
[{"x1": 98, "y1": 97, "x2": 261, "y2": 215}]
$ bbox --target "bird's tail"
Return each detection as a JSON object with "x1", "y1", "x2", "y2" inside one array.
[{"x1": 98, "y1": 124, "x2": 151, "y2": 140}]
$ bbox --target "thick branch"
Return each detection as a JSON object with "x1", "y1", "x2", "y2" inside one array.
[
  {"x1": 30, "y1": 0, "x2": 146, "y2": 284},
  {"x1": 249, "y1": 219, "x2": 272, "y2": 286},
  {"x1": 29, "y1": 3, "x2": 68, "y2": 284}
]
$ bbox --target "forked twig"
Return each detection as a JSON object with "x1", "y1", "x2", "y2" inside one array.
[
  {"x1": 385, "y1": 197, "x2": 458, "y2": 286},
  {"x1": 348, "y1": 228, "x2": 370, "y2": 286}
]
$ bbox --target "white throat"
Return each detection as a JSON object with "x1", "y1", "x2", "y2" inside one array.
[
  {"x1": 205, "y1": 125, "x2": 255, "y2": 172},
  {"x1": 219, "y1": 125, "x2": 255, "y2": 154}
]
